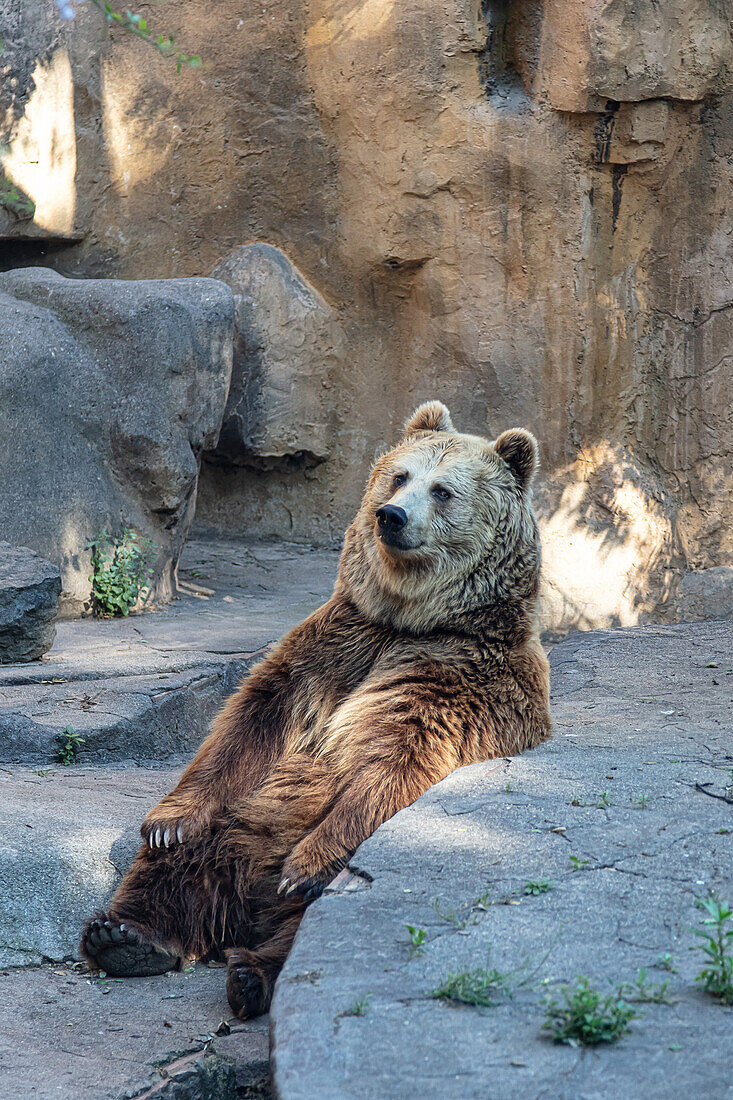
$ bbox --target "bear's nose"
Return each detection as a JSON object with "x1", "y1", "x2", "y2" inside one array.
[{"x1": 376, "y1": 504, "x2": 408, "y2": 532}]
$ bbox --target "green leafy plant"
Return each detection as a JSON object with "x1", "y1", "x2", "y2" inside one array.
[
  {"x1": 88, "y1": 527, "x2": 156, "y2": 616},
  {"x1": 619, "y1": 967, "x2": 674, "y2": 1004},
  {"x1": 406, "y1": 925, "x2": 426, "y2": 957},
  {"x1": 542, "y1": 978, "x2": 638, "y2": 1046},
  {"x1": 503, "y1": 781, "x2": 514, "y2": 792},
  {"x1": 343, "y1": 993, "x2": 372, "y2": 1017},
  {"x1": 62, "y1": 1, "x2": 202, "y2": 71},
  {"x1": 524, "y1": 878, "x2": 553, "y2": 895},
  {"x1": 690, "y1": 893, "x2": 733, "y2": 1005},
  {"x1": 631, "y1": 793, "x2": 651, "y2": 809},
  {"x1": 568, "y1": 855, "x2": 591, "y2": 871},
  {"x1": 56, "y1": 726, "x2": 85, "y2": 765},
  {"x1": 596, "y1": 789, "x2": 612, "y2": 808}
]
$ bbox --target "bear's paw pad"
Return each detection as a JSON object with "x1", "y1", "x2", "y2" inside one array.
[
  {"x1": 226, "y1": 963, "x2": 270, "y2": 1019},
  {"x1": 82, "y1": 917, "x2": 179, "y2": 977}
]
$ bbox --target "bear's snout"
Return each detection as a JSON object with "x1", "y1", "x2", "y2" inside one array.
[{"x1": 376, "y1": 504, "x2": 408, "y2": 535}]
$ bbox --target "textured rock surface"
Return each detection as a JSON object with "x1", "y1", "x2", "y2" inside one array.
[
  {"x1": 271, "y1": 620, "x2": 733, "y2": 1099},
  {"x1": 0, "y1": 268, "x2": 233, "y2": 612},
  {"x1": 210, "y1": 243, "x2": 345, "y2": 466},
  {"x1": 1, "y1": 2, "x2": 732, "y2": 633},
  {"x1": 0, "y1": 542, "x2": 61, "y2": 662},
  {"x1": 0, "y1": 962, "x2": 270, "y2": 1100}
]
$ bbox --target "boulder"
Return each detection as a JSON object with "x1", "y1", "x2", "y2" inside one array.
[
  {"x1": 0, "y1": 269, "x2": 234, "y2": 614},
  {"x1": 0, "y1": 543, "x2": 61, "y2": 662},
  {"x1": 210, "y1": 244, "x2": 345, "y2": 466}
]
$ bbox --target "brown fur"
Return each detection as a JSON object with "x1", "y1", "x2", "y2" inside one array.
[{"x1": 81, "y1": 402, "x2": 551, "y2": 1015}]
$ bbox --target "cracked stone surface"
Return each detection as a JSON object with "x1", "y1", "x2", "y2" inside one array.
[
  {"x1": 0, "y1": 961, "x2": 270, "y2": 1100},
  {"x1": 0, "y1": 538, "x2": 339, "y2": 763},
  {"x1": 271, "y1": 620, "x2": 733, "y2": 1100}
]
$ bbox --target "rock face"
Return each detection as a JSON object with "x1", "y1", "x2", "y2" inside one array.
[
  {"x1": 209, "y1": 243, "x2": 344, "y2": 466},
  {"x1": 0, "y1": 543, "x2": 61, "y2": 662},
  {"x1": 0, "y1": 269, "x2": 233, "y2": 613},
  {"x1": 2, "y1": 1, "x2": 732, "y2": 632}
]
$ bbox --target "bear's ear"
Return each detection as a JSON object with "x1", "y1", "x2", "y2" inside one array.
[
  {"x1": 403, "y1": 401, "x2": 454, "y2": 436},
  {"x1": 493, "y1": 429, "x2": 539, "y2": 491}
]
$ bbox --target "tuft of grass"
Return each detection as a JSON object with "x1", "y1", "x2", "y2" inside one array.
[
  {"x1": 88, "y1": 527, "x2": 156, "y2": 617},
  {"x1": 524, "y1": 878, "x2": 553, "y2": 896},
  {"x1": 56, "y1": 727, "x2": 85, "y2": 766},
  {"x1": 503, "y1": 781, "x2": 514, "y2": 792},
  {"x1": 343, "y1": 992, "x2": 372, "y2": 1017},
  {"x1": 619, "y1": 968, "x2": 674, "y2": 1004},
  {"x1": 690, "y1": 893, "x2": 733, "y2": 1005},
  {"x1": 631, "y1": 793, "x2": 650, "y2": 809},
  {"x1": 432, "y1": 963, "x2": 519, "y2": 1007},
  {"x1": 542, "y1": 977, "x2": 638, "y2": 1046},
  {"x1": 596, "y1": 789, "x2": 612, "y2": 808},
  {"x1": 406, "y1": 925, "x2": 426, "y2": 957}
]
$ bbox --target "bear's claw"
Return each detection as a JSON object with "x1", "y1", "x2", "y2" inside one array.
[{"x1": 82, "y1": 916, "x2": 180, "y2": 977}]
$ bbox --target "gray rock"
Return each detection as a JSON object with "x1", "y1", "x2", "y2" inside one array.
[
  {"x1": 0, "y1": 541, "x2": 61, "y2": 662},
  {"x1": 0, "y1": 268, "x2": 234, "y2": 613},
  {"x1": 676, "y1": 566, "x2": 733, "y2": 621},
  {"x1": 271, "y1": 619, "x2": 733, "y2": 1100},
  {"x1": 210, "y1": 243, "x2": 345, "y2": 465}
]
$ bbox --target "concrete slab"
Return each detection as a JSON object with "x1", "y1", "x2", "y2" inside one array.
[{"x1": 271, "y1": 620, "x2": 733, "y2": 1100}]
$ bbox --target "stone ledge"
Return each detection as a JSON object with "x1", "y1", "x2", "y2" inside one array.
[{"x1": 271, "y1": 620, "x2": 733, "y2": 1100}]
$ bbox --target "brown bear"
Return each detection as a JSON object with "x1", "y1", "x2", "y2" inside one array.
[{"x1": 81, "y1": 401, "x2": 551, "y2": 1018}]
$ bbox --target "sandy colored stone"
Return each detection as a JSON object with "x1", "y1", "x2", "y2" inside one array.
[{"x1": 1, "y1": 0, "x2": 731, "y2": 633}]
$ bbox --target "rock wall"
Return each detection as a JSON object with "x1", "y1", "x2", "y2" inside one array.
[{"x1": 1, "y1": 0, "x2": 731, "y2": 633}]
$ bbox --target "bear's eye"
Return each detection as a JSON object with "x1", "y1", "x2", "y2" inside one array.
[
  {"x1": 432, "y1": 484, "x2": 452, "y2": 502},
  {"x1": 392, "y1": 472, "x2": 408, "y2": 489}
]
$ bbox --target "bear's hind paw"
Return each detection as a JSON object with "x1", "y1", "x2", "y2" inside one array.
[
  {"x1": 81, "y1": 915, "x2": 180, "y2": 978},
  {"x1": 226, "y1": 962, "x2": 272, "y2": 1019}
]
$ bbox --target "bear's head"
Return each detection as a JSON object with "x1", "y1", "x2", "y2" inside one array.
[{"x1": 336, "y1": 401, "x2": 542, "y2": 635}]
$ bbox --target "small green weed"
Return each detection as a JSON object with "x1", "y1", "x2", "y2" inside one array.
[
  {"x1": 88, "y1": 527, "x2": 156, "y2": 616},
  {"x1": 597, "y1": 790, "x2": 612, "y2": 808},
  {"x1": 56, "y1": 727, "x2": 84, "y2": 766},
  {"x1": 433, "y1": 892, "x2": 491, "y2": 930},
  {"x1": 406, "y1": 925, "x2": 426, "y2": 957},
  {"x1": 653, "y1": 953, "x2": 677, "y2": 973},
  {"x1": 432, "y1": 961, "x2": 523, "y2": 1007},
  {"x1": 524, "y1": 878, "x2": 554, "y2": 895},
  {"x1": 690, "y1": 893, "x2": 733, "y2": 1005},
  {"x1": 542, "y1": 978, "x2": 637, "y2": 1046},
  {"x1": 619, "y1": 968, "x2": 674, "y2": 1004},
  {"x1": 343, "y1": 993, "x2": 372, "y2": 1017},
  {"x1": 568, "y1": 855, "x2": 591, "y2": 871},
  {"x1": 503, "y1": 781, "x2": 514, "y2": 793},
  {"x1": 631, "y1": 793, "x2": 651, "y2": 809}
]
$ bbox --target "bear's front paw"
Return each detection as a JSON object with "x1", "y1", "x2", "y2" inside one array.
[
  {"x1": 277, "y1": 851, "x2": 348, "y2": 902},
  {"x1": 141, "y1": 805, "x2": 207, "y2": 849}
]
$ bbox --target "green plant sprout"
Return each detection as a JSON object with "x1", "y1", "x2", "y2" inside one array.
[
  {"x1": 524, "y1": 878, "x2": 554, "y2": 895},
  {"x1": 343, "y1": 993, "x2": 372, "y2": 1017},
  {"x1": 690, "y1": 893, "x2": 733, "y2": 1005},
  {"x1": 406, "y1": 925, "x2": 426, "y2": 957},
  {"x1": 88, "y1": 527, "x2": 156, "y2": 616},
  {"x1": 57, "y1": 726, "x2": 85, "y2": 765},
  {"x1": 619, "y1": 968, "x2": 674, "y2": 1004}
]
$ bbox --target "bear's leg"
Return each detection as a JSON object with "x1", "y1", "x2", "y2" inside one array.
[
  {"x1": 81, "y1": 838, "x2": 249, "y2": 977},
  {"x1": 226, "y1": 910, "x2": 304, "y2": 1019}
]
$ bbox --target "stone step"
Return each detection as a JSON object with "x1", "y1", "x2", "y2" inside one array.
[{"x1": 0, "y1": 537, "x2": 339, "y2": 764}]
